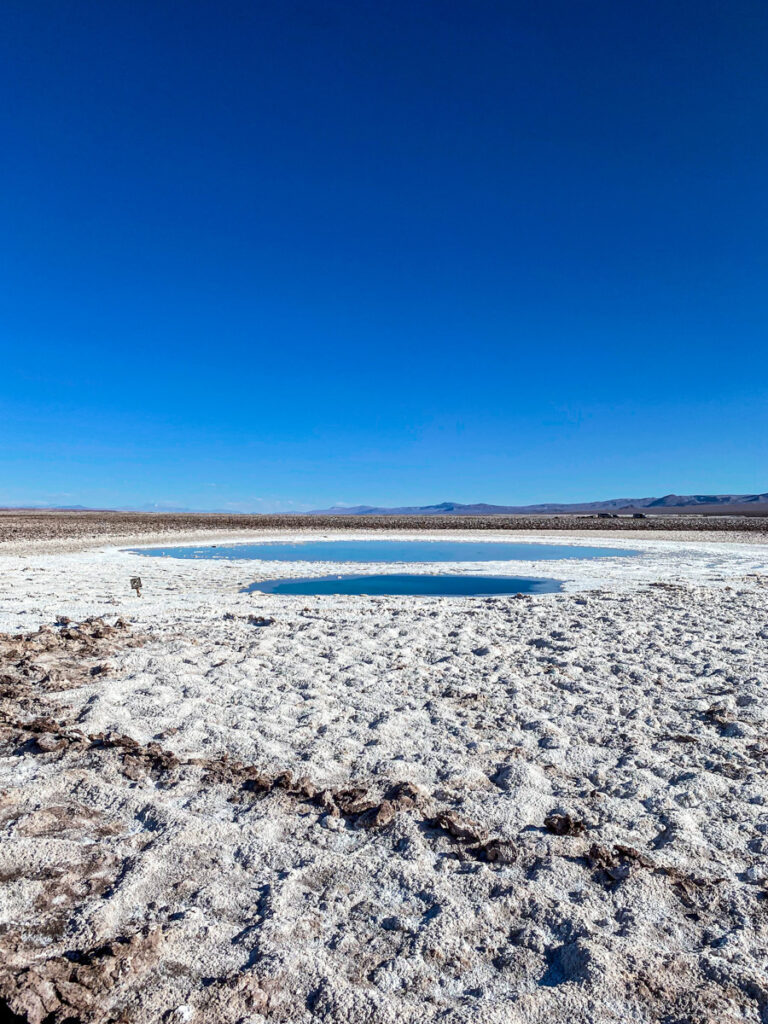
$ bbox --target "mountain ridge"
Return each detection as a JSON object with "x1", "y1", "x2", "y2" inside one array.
[
  {"x1": 3, "y1": 493, "x2": 767, "y2": 516},
  {"x1": 309, "y1": 493, "x2": 768, "y2": 515}
]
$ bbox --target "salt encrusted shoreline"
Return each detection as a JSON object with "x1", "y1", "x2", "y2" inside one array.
[{"x1": 1, "y1": 531, "x2": 768, "y2": 1023}]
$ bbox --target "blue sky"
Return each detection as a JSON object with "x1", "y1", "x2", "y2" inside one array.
[{"x1": 1, "y1": 1, "x2": 766, "y2": 511}]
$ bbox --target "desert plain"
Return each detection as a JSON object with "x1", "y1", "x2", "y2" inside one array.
[{"x1": 1, "y1": 513, "x2": 768, "y2": 1023}]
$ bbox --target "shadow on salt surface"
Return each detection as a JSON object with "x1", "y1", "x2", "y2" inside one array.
[{"x1": 242, "y1": 574, "x2": 563, "y2": 596}]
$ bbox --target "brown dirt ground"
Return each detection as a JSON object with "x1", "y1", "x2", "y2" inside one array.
[{"x1": 1, "y1": 510, "x2": 767, "y2": 546}]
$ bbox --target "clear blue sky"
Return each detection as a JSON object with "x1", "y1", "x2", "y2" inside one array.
[{"x1": 1, "y1": 1, "x2": 766, "y2": 511}]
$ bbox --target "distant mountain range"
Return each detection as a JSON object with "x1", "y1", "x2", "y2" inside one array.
[
  {"x1": 309, "y1": 493, "x2": 768, "y2": 515},
  {"x1": 0, "y1": 503, "x2": 233, "y2": 514},
  {"x1": 0, "y1": 503, "x2": 192, "y2": 513},
  {"x1": 4, "y1": 493, "x2": 767, "y2": 516}
]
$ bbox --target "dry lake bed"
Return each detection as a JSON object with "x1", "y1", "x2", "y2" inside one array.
[{"x1": 1, "y1": 524, "x2": 768, "y2": 1023}]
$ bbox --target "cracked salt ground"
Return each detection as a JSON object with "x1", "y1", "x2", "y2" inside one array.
[{"x1": 1, "y1": 530, "x2": 768, "y2": 1022}]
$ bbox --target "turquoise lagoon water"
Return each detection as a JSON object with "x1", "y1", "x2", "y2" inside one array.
[
  {"x1": 132, "y1": 539, "x2": 636, "y2": 562},
  {"x1": 243, "y1": 574, "x2": 563, "y2": 596},
  {"x1": 132, "y1": 539, "x2": 639, "y2": 597}
]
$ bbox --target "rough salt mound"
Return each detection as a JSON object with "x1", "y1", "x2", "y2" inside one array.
[{"x1": 1, "y1": 536, "x2": 768, "y2": 1022}]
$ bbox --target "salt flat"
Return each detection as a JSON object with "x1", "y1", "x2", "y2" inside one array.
[{"x1": 1, "y1": 530, "x2": 768, "y2": 1023}]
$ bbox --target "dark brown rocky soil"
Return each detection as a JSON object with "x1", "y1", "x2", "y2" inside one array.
[{"x1": 1, "y1": 509, "x2": 767, "y2": 546}]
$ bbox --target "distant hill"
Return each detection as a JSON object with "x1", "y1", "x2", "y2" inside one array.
[
  {"x1": 0, "y1": 504, "x2": 94, "y2": 511},
  {"x1": 309, "y1": 494, "x2": 768, "y2": 516},
  {"x1": 4, "y1": 492, "x2": 767, "y2": 517}
]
